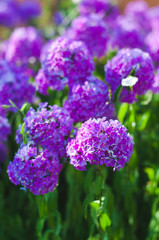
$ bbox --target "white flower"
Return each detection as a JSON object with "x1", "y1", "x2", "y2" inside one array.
[{"x1": 121, "y1": 76, "x2": 138, "y2": 87}]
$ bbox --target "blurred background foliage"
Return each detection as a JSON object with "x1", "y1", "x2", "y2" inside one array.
[{"x1": 1, "y1": 0, "x2": 159, "y2": 240}]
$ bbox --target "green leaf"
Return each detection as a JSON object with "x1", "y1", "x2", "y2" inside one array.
[
  {"x1": 118, "y1": 103, "x2": 128, "y2": 123},
  {"x1": 129, "y1": 68, "x2": 136, "y2": 77},
  {"x1": 2, "y1": 105, "x2": 11, "y2": 109},
  {"x1": 36, "y1": 218, "x2": 46, "y2": 238},
  {"x1": 145, "y1": 168, "x2": 154, "y2": 181},
  {"x1": 90, "y1": 200, "x2": 100, "y2": 212},
  {"x1": 88, "y1": 235, "x2": 100, "y2": 240},
  {"x1": 9, "y1": 99, "x2": 18, "y2": 110},
  {"x1": 20, "y1": 123, "x2": 27, "y2": 144},
  {"x1": 20, "y1": 123, "x2": 25, "y2": 135},
  {"x1": 83, "y1": 192, "x2": 95, "y2": 217},
  {"x1": 99, "y1": 213, "x2": 111, "y2": 230},
  {"x1": 113, "y1": 85, "x2": 123, "y2": 103},
  {"x1": 20, "y1": 103, "x2": 29, "y2": 112},
  {"x1": 106, "y1": 49, "x2": 117, "y2": 61},
  {"x1": 138, "y1": 111, "x2": 150, "y2": 131}
]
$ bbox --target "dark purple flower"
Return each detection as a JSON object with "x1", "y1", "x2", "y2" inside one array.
[
  {"x1": 7, "y1": 145, "x2": 62, "y2": 195},
  {"x1": 0, "y1": 115, "x2": 11, "y2": 142},
  {"x1": 16, "y1": 103, "x2": 74, "y2": 158},
  {"x1": 18, "y1": 0, "x2": 41, "y2": 23},
  {"x1": 71, "y1": 14, "x2": 109, "y2": 58},
  {"x1": 67, "y1": 117, "x2": 134, "y2": 171},
  {"x1": 63, "y1": 76, "x2": 115, "y2": 123},
  {"x1": 42, "y1": 37, "x2": 94, "y2": 91},
  {"x1": 5, "y1": 27, "x2": 43, "y2": 65},
  {"x1": 0, "y1": 60, "x2": 35, "y2": 110},
  {"x1": 104, "y1": 48, "x2": 154, "y2": 103},
  {"x1": 0, "y1": 0, "x2": 20, "y2": 28}
]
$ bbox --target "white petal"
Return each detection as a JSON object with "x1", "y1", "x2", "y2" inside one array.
[{"x1": 121, "y1": 76, "x2": 138, "y2": 87}]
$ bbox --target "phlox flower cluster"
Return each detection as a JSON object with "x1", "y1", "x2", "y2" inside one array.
[
  {"x1": 145, "y1": 30, "x2": 159, "y2": 66},
  {"x1": 124, "y1": 0, "x2": 152, "y2": 34},
  {"x1": 16, "y1": 103, "x2": 74, "y2": 158},
  {"x1": 63, "y1": 76, "x2": 115, "y2": 123},
  {"x1": 105, "y1": 48, "x2": 154, "y2": 103},
  {"x1": 71, "y1": 14, "x2": 109, "y2": 58},
  {"x1": 0, "y1": 0, "x2": 19, "y2": 28},
  {"x1": 18, "y1": 0, "x2": 41, "y2": 23},
  {"x1": 40, "y1": 40, "x2": 54, "y2": 64},
  {"x1": 67, "y1": 118, "x2": 134, "y2": 171},
  {"x1": 111, "y1": 16, "x2": 145, "y2": 50},
  {"x1": 8, "y1": 103, "x2": 74, "y2": 194},
  {"x1": 0, "y1": 0, "x2": 41, "y2": 28},
  {"x1": 78, "y1": 0, "x2": 119, "y2": 23},
  {"x1": 0, "y1": 60, "x2": 35, "y2": 110},
  {"x1": 38, "y1": 37, "x2": 94, "y2": 92},
  {"x1": 7, "y1": 146, "x2": 62, "y2": 195},
  {"x1": 5, "y1": 27, "x2": 43, "y2": 65}
]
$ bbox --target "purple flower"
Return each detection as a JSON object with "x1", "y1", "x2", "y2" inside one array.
[
  {"x1": 63, "y1": 76, "x2": 115, "y2": 123},
  {"x1": 7, "y1": 145, "x2": 62, "y2": 195},
  {"x1": 104, "y1": 48, "x2": 154, "y2": 103},
  {"x1": 0, "y1": 40, "x2": 8, "y2": 60},
  {"x1": 40, "y1": 40, "x2": 54, "y2": 64},
  {"x1": 78, "y1": 0, "x2": 119, "y2": 22},
  {"x1": 0, "y1": 60, "x2": 35, "y2": 110},
  {"x1": 111, "y1": 16, "x2": 145, "y2": 50},
  {"x1": 71, "y1": 14, "x2": 109, "y2": 58},
  {"x1": 151, "y1": 70, "x2": 159, "y2": 93},
  {"x1": 124, "y1": 0, "x2": 151, "y2": 34},
  {"x1": 18, "y1": 0, "x2": 41, "y2": 23},
  {"x1": 145, "y1": 30, "x2": 159, "y2": 66},
  {"x1": 148, "y1": 5, "x2": 159, "y2": 24},
  {"x1": 67, "y1": 118, "x2": 134, "y2": 171},
  {"x1": 0, "y1": 0, "x2": 20, "y2": 28},
  {"x1": 35, "y1": 69, "x2": 49, "y2": 95},
  {"x1": 42, "y1": 37, "x2": 94, "y2": 91},
  {"x1": 16, "y1": 103, "x2": 74, "y2": 158},
  {"x1": 0, "y1": 115, "x2": 11, "y2": 142},
  {"x1": 5, "y1": 27, "x2": 43, "y2": 65}
]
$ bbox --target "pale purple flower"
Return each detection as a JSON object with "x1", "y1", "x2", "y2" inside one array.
[
  {"x1": 124, "y1": 0, "x2": 151, "y2": 34},
  {"x1": 5, "y1": 27, "x2": 43, "y2": 65}
]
